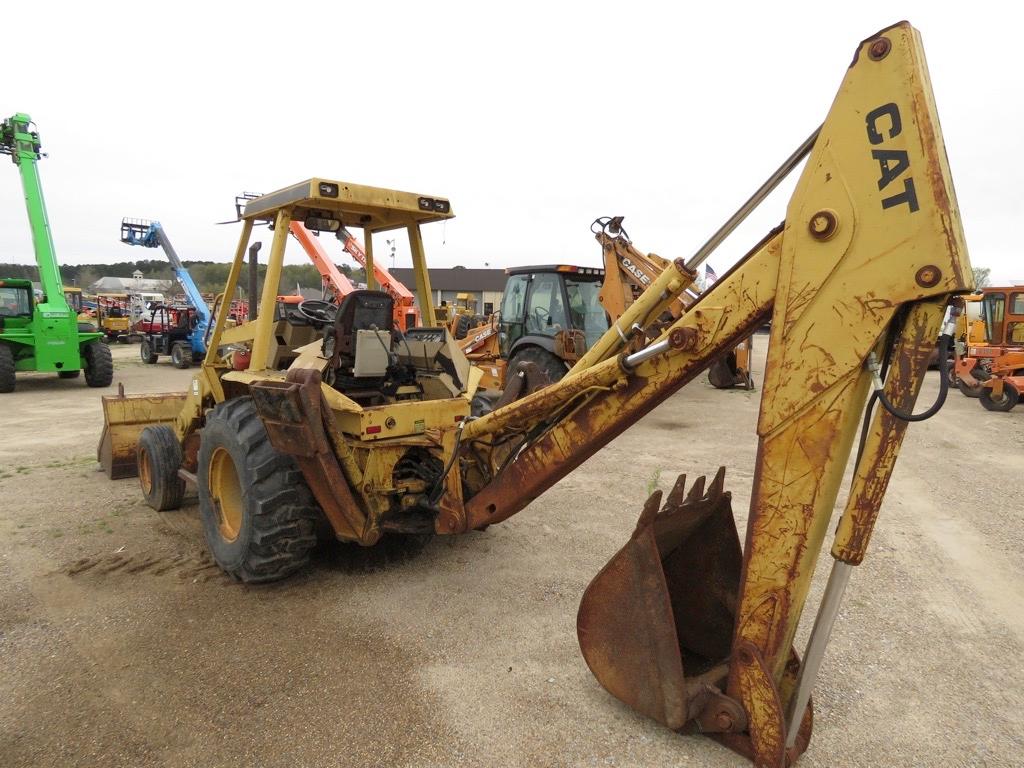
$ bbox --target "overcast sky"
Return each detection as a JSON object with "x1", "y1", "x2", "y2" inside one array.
[{"x1": 1, "y1": 2, "x2": 1020, "y2": 284}]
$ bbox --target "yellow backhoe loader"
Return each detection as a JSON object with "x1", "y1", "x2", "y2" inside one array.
[{"x1": 97, "y1": 22, "x2": 970, "y2": 766}]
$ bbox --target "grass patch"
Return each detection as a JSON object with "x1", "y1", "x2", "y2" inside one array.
[{"x1": 645, "y1": 468, "x2": 662, "y2": 496}]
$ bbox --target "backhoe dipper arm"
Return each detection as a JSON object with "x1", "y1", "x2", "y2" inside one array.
[{"x1": 450, "y1": 22, "x2": 970, "y2": 766}]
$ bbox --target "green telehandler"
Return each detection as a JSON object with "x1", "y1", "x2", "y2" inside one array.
[{"x1": 0, "y1": 113, "x2": 111, "y2": 392}]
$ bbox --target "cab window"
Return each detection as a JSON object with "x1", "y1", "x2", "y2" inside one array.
[
  {"x1": 564, "y1": 277, "x2": 609, "y2": 350},
  {"x1": 524, "y1": 273, "x2": 568, "y2": 336},
  {"x1": 0, "y1": 286, "x2": 32, "y2": 317},
  {"x1": 982, "y1": 292, "x2": 1005, "y2": 344},
  {"x1": 64, "y1": 290, "x2": 82, "y2": 313},
  {"x1": 499, "y1": 274, "x2": 529, "y2": 354}
]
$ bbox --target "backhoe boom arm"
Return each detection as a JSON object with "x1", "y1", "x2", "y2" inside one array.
[{"x1": 450, "y1": 22, "x2": 971, "y2": 765}]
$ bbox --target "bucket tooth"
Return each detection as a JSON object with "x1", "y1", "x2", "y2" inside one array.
[{"x1": 577, "y1": 467, "x2": 742, "y2": 732}]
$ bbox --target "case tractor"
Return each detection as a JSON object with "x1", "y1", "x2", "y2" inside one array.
[
  {"x1": 97, "y1": 23, "x2": 972, "y2": 766},
  {"x1": 0, "y1": 114, "x2": 112, "y2": 392}
]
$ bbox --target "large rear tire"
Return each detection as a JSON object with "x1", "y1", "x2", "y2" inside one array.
[
  {"x1": 507, "y1": 345, "x2": 569, "y2": 386},
  {"x1": 0, "y1": 344, "x2": 14, "y2": 393},
  {"x1": 171, "y1": 342, "x2": 191, "y2": 369},
  {"x1": 137, "y1": 425, "x2": 186, "y2": 511},
  {"x1": 979, "y1": 385, "x2": 1019, "y2": 412},
  {"x1": 198, "y1": 397, "x2": 320, "y2": 583},
  {"x1": 83, "y1": 341, "x2": 113, "y2": 388}
]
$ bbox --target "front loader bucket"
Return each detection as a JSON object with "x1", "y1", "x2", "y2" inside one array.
[
  {"x1": 98, "y1": 387, "x2": 187, "y2": 479},
  {"x1": 578, "y1": 468, "x2": 743, "y2": 731}
]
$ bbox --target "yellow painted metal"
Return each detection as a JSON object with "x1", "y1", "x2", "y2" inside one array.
[
  {"x1": 458, "y1": 22, "x2": 971, "y2": 760},
  {"x1": 203, "y1": 219, "x2": 253, "y2": 365},
  {"x1": 364, "y1": 228, "x2": 377, "y2": 290},
  {"x1": 218, "y1": 323, "x2": 257, "y2": 345},
  {"x1": 97, "y1": 392, "x2": 188, "y2": 478},
  {"x1": 567, "y1": 255, "x2": 694, "y2": 376},
  {"x1": 251, "y1": 210, "x2": 292, "y2": 371},
  {"x1": 208, "y1": 446, "x2": 244, "y2": 542},
  {"x1": 597, "y1": 234, "x2": 681, "y2": 322},
  {"x1": 464, "y1": 234, "x2": 782, "y2": 448},
  {"x1": 334, "y1": 395, "x2": 470, "y2": 442},
  {"x1": 241, "y1": 178, "x2": 454, "y2": 231},
  {"x1": 408, "y1": 223, "x2": 436, "y2": 327},
  {"x1": 730, "y1": 20, "x2": 971, "y2": 689},
  {"x1": 830, "y1": 299, "x2": 946, "y2": 565}
]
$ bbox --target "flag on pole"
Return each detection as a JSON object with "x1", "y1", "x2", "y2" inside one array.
[{"x1": 705, "y1": 263, "x2": 718, "y2": 287}]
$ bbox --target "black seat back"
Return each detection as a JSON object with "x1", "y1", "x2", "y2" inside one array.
[{"x1": 327, "y1": 290, "x2": 394, "y2": 366}]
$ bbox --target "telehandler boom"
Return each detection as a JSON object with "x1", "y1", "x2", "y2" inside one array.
[
  {"x1": 98, "y1": 22, "x2": 970, "y2": 766},
  {"x1": 0, "y1": 114, "x2": 112, "y2": 392}
]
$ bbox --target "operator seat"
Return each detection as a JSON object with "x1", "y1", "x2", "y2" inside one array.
[{"x1": 324, "y1": 290, "x2": 394, "y2": 372}]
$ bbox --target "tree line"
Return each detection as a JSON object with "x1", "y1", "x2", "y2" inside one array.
[{"x1": 1, "y1": 260, "x2": 368, "y2": 295}]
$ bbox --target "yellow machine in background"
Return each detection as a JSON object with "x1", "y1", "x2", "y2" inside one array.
[
  {"x1": 99, "y1": 22, "x2": 971, "y2": 766},
  {"x1": 62, "y1": 286, "x2": 96, "y2": 329},
  {"x1": 96, "y1": 292, "x2": 132, "y2": 342}
]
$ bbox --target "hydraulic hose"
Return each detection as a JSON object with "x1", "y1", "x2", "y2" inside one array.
[{"x1": 866, "y1": 305, "x2": 959, "y2": 424}]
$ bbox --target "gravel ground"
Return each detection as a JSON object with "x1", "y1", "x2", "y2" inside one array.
[{"x1": 1, "y1": 339, "x2": 1021, "y2": 767}]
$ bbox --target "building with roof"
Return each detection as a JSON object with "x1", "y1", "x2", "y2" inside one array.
[
  {"x1": 90, "y1": 270, "x2": 173, "y2": 294},
  {"x1": 390, "y1": 267, "x2": 506, "y2": 316}
]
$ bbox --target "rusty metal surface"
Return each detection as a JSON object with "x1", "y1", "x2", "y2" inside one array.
[
  {"x1": 578, "y1": 469, "x2": 743, "y2": 732},
  {"x1": 734, "y1": 641, "x2": 785, "y2": 767},
  {"x1": 832, "y1": 300, "x2": 944, "y2": 564},
  {"x1": 97, "y1": 391, "x2": 188, "y2": 479},
  {"x1": 463, "y1": 233, "x2": 781, "y2": 529},
  {"x1": 250, "y1": 368, "x2": 371, "y2": 543}
]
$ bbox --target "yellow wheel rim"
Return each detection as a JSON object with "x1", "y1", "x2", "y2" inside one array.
[
  {"x1": 209, "y1": 446, "x2": 244, "y2": 542},
  {"x1": 138, "y1": 445, "x2": 153, "y2": 496}
]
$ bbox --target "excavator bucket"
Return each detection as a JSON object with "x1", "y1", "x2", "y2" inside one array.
[
  {"x1": 578, "y1": 468, "x2": 743, "y2": 731},
  {"x1": 97, "y1": 386, "x2": 187, "y2": 479}
]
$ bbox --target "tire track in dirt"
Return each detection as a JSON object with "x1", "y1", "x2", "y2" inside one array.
[{"x1": 62, "y1": 549, "x2": 231, "y2": 584}]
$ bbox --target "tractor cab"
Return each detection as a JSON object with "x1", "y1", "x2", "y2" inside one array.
[
  {"x1": 0, "y1": 279, "x2": 33, "y2": 330},
  {"x1": 498, "y1": 264, "x2": 608, "y2": 365}
]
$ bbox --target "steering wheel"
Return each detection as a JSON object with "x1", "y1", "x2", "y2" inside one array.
[
  {"x1": 297, "y1": 299, "x2": 336, "y2": 325},
  {"x1": 530, "y1": 306, "x2": 551, "y2": 330}
]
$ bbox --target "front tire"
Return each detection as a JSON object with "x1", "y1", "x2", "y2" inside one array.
[
  {"x1": 198, "y1": 398, "x2": 320, "y2": 583},
  {"x1": 140, "y1": 339, "x2": 158, "y2": 364},
  {"x1": 0, "y1": 344, "x2": 15, "y2": 393},
  {"x1": 171, "y1": 342, "x2": 191, "y2": 369},
  {"x1": 137, "y1": 425, "x2": 186, "y2": 511},
  {"x1": 980, "y1": 385, "x2": 1019, "y2": 412},
  {"x1": 83, "y1": 342, "x2": 113, "y2": 388}
]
